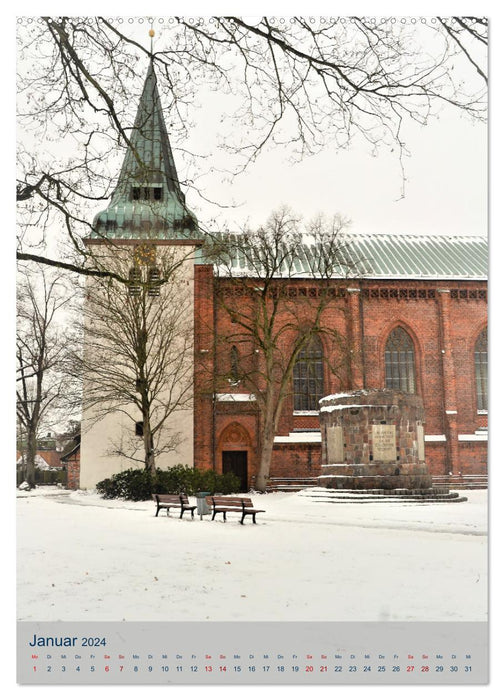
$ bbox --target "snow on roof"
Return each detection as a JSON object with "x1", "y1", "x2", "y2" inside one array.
[{"x1": 16, "y1": 454, "x2": 50, "y2": 469}]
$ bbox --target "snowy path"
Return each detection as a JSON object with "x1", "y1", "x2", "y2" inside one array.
[{"x1": 17, "y1": 488, "x2": 487, "y2": 623}]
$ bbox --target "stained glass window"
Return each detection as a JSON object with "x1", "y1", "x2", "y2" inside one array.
[
  {"x1": 385, "y1": 327, "x2": 416, "y2": 393},
  {"x1": 293, "y1": 336, "x2": 324, "y2": 411},
  {"x1": 475, "y1": 329, "x2": 488, "y2": 411}
]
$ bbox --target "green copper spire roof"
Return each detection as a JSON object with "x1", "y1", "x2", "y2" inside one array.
[{"x1": 91, "y1": 60, "x2": 198, "y2": 239}]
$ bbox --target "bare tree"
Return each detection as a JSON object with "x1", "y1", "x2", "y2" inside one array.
[
  {"x1": 16, "y1": 265, "x2": 79, "y2": 487},
  {"x1": 204, "y1": 207, "x2": 362, "y2": 491},
  {"x1": 77, "y1": 244, "x2": 194, "y2": 473},
  {"x1": 16, "y1": 16, "x2": 487, "y2": 277}
]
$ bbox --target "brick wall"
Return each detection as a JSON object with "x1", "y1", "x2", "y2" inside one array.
[
  {"x1": 272, "y1": 443, "x2": 322, "y2": 478},
  {"x1": 194, "y1": 274, "x2": 488, "y2": 484},
  {"x1": 458, "y1": 441, "x2": 488, "y2": 474},
  {"x1": 65, "y1": 453, "x2": 81, "y2": 490},
  {"x1": 193, "y1": 264, "x2": 216, "y2": 472}
]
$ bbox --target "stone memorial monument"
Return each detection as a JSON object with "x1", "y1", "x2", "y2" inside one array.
[{"x1": 318, "y1": 389, "x2": 432, "y2": 491}]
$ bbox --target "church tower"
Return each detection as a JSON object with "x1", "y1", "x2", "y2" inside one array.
[{"x1": 79, "y1": 60, "x2": 202, "y2": 488}]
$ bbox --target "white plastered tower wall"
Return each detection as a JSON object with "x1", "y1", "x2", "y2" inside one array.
[
  {"x1": 80, "y1": 245, "x2": 194, "y2": 489},
  {"x1": 78, "y1": 59, "x2": 201, "y2": 488},
  {"x1": 79, "y1": 243, "x2": 196, "y2": 489}
]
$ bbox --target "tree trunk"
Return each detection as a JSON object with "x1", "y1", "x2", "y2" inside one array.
[
  {"x1": 255, "y1": 423, "x2": 275, "y2": 492},
  {"x1": 142, "y1": 416, "x2": 156, "y2": 476},
  {"x1": 25, "y1": 427, "x2": 37, "y2": 488},
  {"x1": 255, "y1": 390, "x2": 278, "y2": 491}
]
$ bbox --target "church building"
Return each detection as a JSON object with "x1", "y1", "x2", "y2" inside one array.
[{"x1": 79, "y1": 62, "x2": 488, "y2": 491}]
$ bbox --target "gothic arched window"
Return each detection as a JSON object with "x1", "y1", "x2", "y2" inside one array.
[
  {"x1": 230, "y1": 345, "x2": 240, "y2": 384},
  {"x1": 385, "y1": 327, "x2": 416, "y2": 393},
  {"x1": 293, "y1": 336, "x2": 324, "y2": 411},
  {"x1": 475, "y1": 328, "x2": 488, "y2": 411}
]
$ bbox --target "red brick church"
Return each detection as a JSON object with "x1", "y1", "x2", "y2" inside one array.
[
  {"x1": 79, "y1": 62, "x2": 487, "y2": 491},
  {"x1": 193, "y1": 238, "x2": 487, "y2": 489}
]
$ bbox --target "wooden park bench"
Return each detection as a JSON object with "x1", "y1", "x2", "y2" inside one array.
[
  {"x1": 152, "y1": 493, "x2": 196, "y2": 519},
  {"x1": 206, "y1": 495, "x2": 265, "y2": 524}
]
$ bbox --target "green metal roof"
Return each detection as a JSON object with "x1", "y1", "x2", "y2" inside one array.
[
  {"x1": 91, "y1": 61, "x2": 198, "y2": 240},
  {"x1": 347, "y1": 233, "x2": 487, "y2": 280},
  {"x1": 207, "y1": 232, "x2": 487, "y2": 280}
]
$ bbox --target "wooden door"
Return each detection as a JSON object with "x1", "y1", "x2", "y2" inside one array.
[{"x1": 222, "y1": 451, "x2": 248, "y2": 492}]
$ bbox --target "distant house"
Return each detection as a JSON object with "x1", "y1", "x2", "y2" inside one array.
[
  {"x1": 38, "y1": 450, "x2": 65, "y2": 470},
  {"x1": 60, "y1": 434, "x2": 81, "y2": 490},
  {"x1": 17, "y1": 450, "x2": 65, "y2": 470},
  {"x1": 16, "y1": 453, "x2": 51, "y2": 470},
  {"x1": 17, "y1": 431, "x2": 80, "y2": 486}
]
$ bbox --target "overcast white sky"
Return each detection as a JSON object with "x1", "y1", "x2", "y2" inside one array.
[
  {"x1": 13, "y1": 12, "x2": 488, "y2": 240},
  {"x1": 122, "y1": 16, "x2": 489, "y2": 237},
  {"x1": 190, "y1": 105, "x2": 487, "y2": 236}
]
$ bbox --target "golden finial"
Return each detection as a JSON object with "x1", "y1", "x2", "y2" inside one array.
[{"x1": 149, "y1": 28, "x2": 155, "y2": 38}]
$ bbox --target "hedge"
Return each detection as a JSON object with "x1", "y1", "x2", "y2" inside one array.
[{"x1": 96, "y1": 465, "x2": 241, "y2": 501}]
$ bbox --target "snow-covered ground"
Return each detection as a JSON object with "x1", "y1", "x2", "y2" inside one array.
[{"x1": 16, "y1": 487, "x2": 487, "y2": 623}]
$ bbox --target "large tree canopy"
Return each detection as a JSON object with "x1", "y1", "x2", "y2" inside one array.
[{"x1": 16, "y1": 16, "x2": 487, "y2": 276}]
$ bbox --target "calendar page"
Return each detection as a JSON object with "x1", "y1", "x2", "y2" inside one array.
[{"x1": 15, "y1": 12, "x2": 489, "y2": 689}]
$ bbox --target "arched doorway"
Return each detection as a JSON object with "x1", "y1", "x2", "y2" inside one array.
[{"x1": 218, "y1": 422, "x2": 251, "y2": 492}]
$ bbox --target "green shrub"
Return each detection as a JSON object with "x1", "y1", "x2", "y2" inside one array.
[
  {"x1": 96, "y1": 465, "x2": 242, "y2": 501},
  {"x1": 197, "y1": 470, "x2": 242, "y2": 495},
  {"x1": 95, "y1": 477, "x2": 120, "y2": 499}
]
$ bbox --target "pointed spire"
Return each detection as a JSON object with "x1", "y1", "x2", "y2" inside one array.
[
  {"x1": 92, "y1": 60, "x2": 198, "y2": 239},
  {"x1": 116, "y1": 59, "x2": 184, "y2": 198},
  {"x1": 149, "y1": 26, "x2": 155, "y2": 56}
]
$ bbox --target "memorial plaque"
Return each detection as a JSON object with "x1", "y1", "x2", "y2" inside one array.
[
  {"x1": 372, "y1": 424, "x2": 396, "y2": 462},
  {"x1": 326, "y1": 425, "x2": 344, "y2": 463},
  {"x1": 417, "y1": 424, "x2": 425, "y2": 461}
]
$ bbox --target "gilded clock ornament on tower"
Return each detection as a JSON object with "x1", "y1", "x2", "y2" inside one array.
[{"x1": 134, "y1": 242, "x2": 157, "y2": 266}]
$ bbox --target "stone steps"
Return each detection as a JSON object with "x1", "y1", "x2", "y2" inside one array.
[
  {"x1": 297, "y1": 487, "x2": 467, "y2": 503},
  {"x1": 267, "y1": 475, "x2": 487, "y2": 493},
  {"x1": 305, "y1": 487, "x2": 452, "y2": 495},
  {"x1": 432, "y1": 474, "x2": 488, "y2": 490},
  {"x1": 301, "y1": 496, "x2": 468, "y2": 503},
  {"x1": 266, "y1": 478, "x2": 319, "y2": 492}
]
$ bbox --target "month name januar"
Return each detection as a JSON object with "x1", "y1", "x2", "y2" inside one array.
[{"x1": 29, "y1": 635, "x2": 77, "y2": 647}]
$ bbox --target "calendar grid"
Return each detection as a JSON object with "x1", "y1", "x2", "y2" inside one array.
[{"x1": 17, "y1": 621, "x2": 488, "y2": 685}]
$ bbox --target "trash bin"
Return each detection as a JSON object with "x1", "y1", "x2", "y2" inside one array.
[{"x1": 196, "y1": 492, "x2": 211, "y2": 519}]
